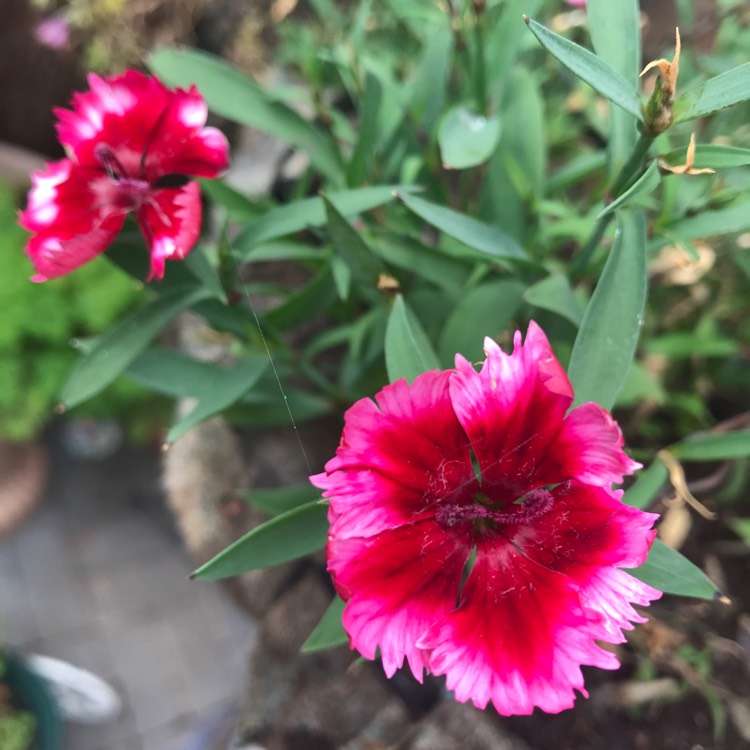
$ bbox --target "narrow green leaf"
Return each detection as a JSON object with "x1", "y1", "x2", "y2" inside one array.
[
  {"x1": 192, "y1": 501, "x2": 328, "y2": 579},
  {"x1": 124, "y1": 348, "x2": 268, "y2": 442},
  {"x1": 243, "y1": 242, "x2": 327, "y2": 264},
  {"x1": 728, "y1": 518, "x2": 750, "y2": 547},
  {"x1": 265, "y1": 267, "x2": 338, "y2": 330},
  {"x1": 663, "y1": 199, "x2": 750, "y2": 245},
  {"x1": 301, "y1": 596, "x2": 349, "y2": 652},
  {"x1": 524, "y1": 17, "x2": 643, "y2": 121},
  {"x1": 199, "y1": 178, "x2": 258, "y2": 221},
  {"x1": 385, "y1": 295, "x2": 440, "y2": 383},
  {"x1": 105, "y1": 232, "x2": 200, "y2": 291},
  {"x1": 370, "y1": 232, "x2": 469, "y2": 295},
  {"x1": 616, "y1": 361, "x2": 667, "y2": 407},
  {"x1": 347, "y1": 74, "x2": 382, "y2": 185},
  {"x1": 438, "y1": 106, "x2": 502, "y2": 170},
  {"x1": 324, "y1": 198, "x2": 384, "y2": 286},
  {"x1": 499, "y1": 68, "x2": 546, "y2": 201},
  {"x1": 183, "y1": 246, "x2": 226, "y2": 303},
  {"x1": 397, "y1": 193, "x2": 529, "y2": 263},
  {"x1": 661, "y1": 144, "x2": 750, "y2": 170},
  {"x1": 622, "y1": 459, "x2": 669, "y2": 509},
  {"x1": 675, "y1": 62, "x2": 750, "y2": 123},
  {"x1": 236, "y1": 386, "x2": 331, "y2": 427},
  {"x1": 61, "y1": 288, "x2": 207, "y2": 409},
  {"x1": 630, "y1": 539, "x2": 718, "y2": 600},
  {"x1": 439, "y1": 280, "x2": 526, "y2": 366},
  {"x1": 597, "y1": 160, "x2": 661, "y2": 219},
  {"x1": 523, "y1": 274, "x2": 586, "y2": 326},
  {"x1": 586, "y1": 0, "x2": 641, "y2": 176},
  {"x1": 234, "y1": 185, "x2": 417, "y2": 257},
  {"x1": 568, "y1": 208, "x2": 647, "y2": 409},
  {"x1": 486, "y1": 0, "x2": 543, "y2": 98},
  {"x1": 148, "y1": 48, "x2": 343, "y2": 181},
  {"x1": 239, "y1": 484, "x2": 320, "y2": 516},
  {"x1": 546, "y1": 151, "x2": 607, "y2": 194},
  {"x1": 669, "y1": 430, "x2": 750, "y2": 462},
  {"x1": 408, "y1": 21, "x2": 453, "y2": 129}
]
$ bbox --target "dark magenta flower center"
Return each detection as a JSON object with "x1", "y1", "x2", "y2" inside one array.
[
  {"x1": 435, "y1": 488, "x2": 554, "y2": 529},
  {"x1": 94, "y1": 142, "x2": 153, "y2": 212}
]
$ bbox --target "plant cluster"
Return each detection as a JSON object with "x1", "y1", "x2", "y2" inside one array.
[{"x1": 17, "y1": 0, "x2": 750, "y2": 717}]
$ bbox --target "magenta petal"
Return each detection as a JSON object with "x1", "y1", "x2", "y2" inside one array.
[
  {"x1": 449, "y1": 322, "x2": 573, "y2": 494},
  {"x1": 56, "y1": 70, "x2": 170, "y2": 168},
  {"x1": 553, "y1": 402, "x2": 641, "y2": 485},
  {"x1": 513, "y1": 483, "x2": 661, "y2": 641},
  {"x1": 329, "y1": 520, "x2": 472, "y2": 680},
  {"x1": 312, "y1": 370, "x2": 476, "y2": 539},
  {"x1": 20, "y1": 159, "x2": 125, "y2": 281},
  {"x1": 136, "y1": 182, "x2": 202, "y2": 280},
  {"x1": 144, "y1": 87, "x2": 229, "y2": 180},
  {"x1": 419, "y1": 541, "x2": 618, "y2": 716}
]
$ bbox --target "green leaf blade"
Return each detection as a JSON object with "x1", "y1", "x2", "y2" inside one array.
[
  {"x1": 397, "y1": 192, "x2": 530, "y2": 264},
  {"x1": 523, "y1": 274, "x2": 585, "y2": 327},
  {"x1": 524, "y1": 17, "x2": 643, "y2": 121},
  {"x1": 148, "y1": 48, "x2": 343, "y2": 182},
  {"x1": 438, "y1": 106, "x2": 501, "y2": 170},
  {"x1": 568, "y1": 208, "x2": 647, "y2": 410},
  {"x1": 60, "y1": 288, "x2": 207, "y2": 409},
  {"x1": 622, "y1": 460, "x2": 669, "y2": 510},
  {"x1": 670, "y1": 430, "x2": 750, "y2": 462},
  {"x1": 586, "y1": 0, "x2": 641, "y2": 176},
  {"x1": 631, "y1": 539, "x2": 718, "y2": 600},
  {"x1": 385, "y1": 295, "x2": 441, "y2": 384},
  {"x1": 324, "y1": 197, "x2": 384, "y2": 287},
  {"x1": 240, "y1": 484, "x2": 321, "y2": 516},
  {"x1": 234, "y1": 185, "x2": 417, "y2": 257},
  {"x1": 597, "y1": 160, "x2": 661, "y2": 219},
  {"x1": 193, "y1": 500, "x2": 328, "y2": 579},
  {"x1": 301, "y1": 596, "x2": 349, "y2": 652},
  {"x1": 675, "y1": 62, "x2": 750, "y2": 123}
]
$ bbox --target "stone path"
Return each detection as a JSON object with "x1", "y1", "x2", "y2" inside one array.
[{"x1": 0, "y1": 426, "x2": 256, "y2": 750}]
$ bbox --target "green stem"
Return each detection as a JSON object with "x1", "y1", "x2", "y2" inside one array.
[
  {"x1": 610, "y1": 133, "x2": 654, "y2": 198},
  {"x1": 570, "y1": 212, "x2": 614, "y2": 281},
  {"x1": 572, "y1": 133, "x2": 654, "y2": 279}
]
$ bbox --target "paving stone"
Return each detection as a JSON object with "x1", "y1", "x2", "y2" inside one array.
[
  {"x1": 166, "y1": 585, "x2": 256, "y2": 714},
  {"x1": 12, "y1": 503, "x2": 99, "y2": 639},
  {"x1": 0, "y1": 535, "x2": 42, "y2": 645},
  {"x1": 89, "y1": 549, "x2": 195, "y2": 630},
  {"x1": 70, "y1": 509, "x2": 177, "y2": 572},
  {"x1": 105, "y1": 613, "x2": 194, "y2": 735}
]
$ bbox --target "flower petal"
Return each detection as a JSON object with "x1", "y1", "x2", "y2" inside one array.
[
  {"x1": 312, "y1": 370, "x2": 476, "y2": 540},
  {"x1": 136, "y1": 182, "x2": 202, "y2": 280},
  {"x1": 328, "y1": 520, "x2": 472, "y2": 681},
  {"x1": 419, "y1": 540, "x2": 618, "y2": 716},
  {"x1": 56, "y1": 70, "x2": 171, "y2": 173},
  {"x1": 19, "y1": 160, "x2": 125, "y2": 281},
  {"x1": 144, "y1": 87, "x2": 229, "y2": 180},
  {"x1": 553, "y1": 402, "x2": 641, "y2": 485},
  {"x1": 513, "y1": 482, "x2": 661, "y2": 641},
  {"x1": 450, "y1": 322, "x2": 573, "y2": 496}
]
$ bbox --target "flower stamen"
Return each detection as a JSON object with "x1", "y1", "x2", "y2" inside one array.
[{"x1": 436, "y1": 489, "x2": 554, "y2": 528}]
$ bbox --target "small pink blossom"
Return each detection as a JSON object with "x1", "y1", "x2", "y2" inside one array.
[
  {"x1": 566, "y1": 0, "x2": 587, "y2": 7},
  {"x1": 20, "y1": 70, "x2": 229, "y2": 281},
  {"x1": 34, "y1": 14, "x2": 71, "y2": 51},
  {"x1": 311, "y1": 322, "x2": 661, "y2": 716}
]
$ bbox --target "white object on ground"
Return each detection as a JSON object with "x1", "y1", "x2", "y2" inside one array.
[{"x1": 25, "y1": 653, "x2": 122, "y2": 725}]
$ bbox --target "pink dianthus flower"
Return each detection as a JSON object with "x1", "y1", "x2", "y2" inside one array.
[
  {"x1": 20, "y1": 70, "x2": 229, "y2": 281},
  {"x1": 311, "y1": 322, "x2": 661, "y2": 716}
]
